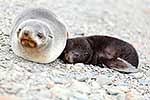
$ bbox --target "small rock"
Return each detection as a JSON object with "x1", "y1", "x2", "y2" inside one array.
[
  {"x1": 50, "y1": 85, "x2": 89, "y2": 100},
  {"x1": 90, "y1": 81, "x2": 100, "y2": 88},
  {"x1": 49, "y1": 75, "x2": 68, "y2": 84},
  {"x1": 0, "y1": 96, "x2": 18, "y2": 100},
  {"x1": 74, "y1": 63, "x2": 85, "y2": 67},
  {"x1": 126, "y1": 91, "x2": 140, "y2": 100},
  {"x1": 130, "y1": 72, "x2": 144, "y2": 79},
  {"x1": 70, "y1": 92, "x2": 88, "y2": 100},
  {"x1": 68, "y1": 80, "x2": 91, "y2": 94},
  {"x1": 145, "y1": 69, "x2": 150, "y2": 77},
  {"x1": 126, "y1": 89, "x2": 142, "y2": 100},
  {"x1": 46, "y1": 80, "x2": 55, "y2": 89},
  {"x1": 74, "y1": 32, "x2": 85, "y2": 36},
  {"x1": 50, "y1": 86, "x2": 71, "y2": 100},
  {"x1": 51, "y1": 69, "x2": 64, "y2": 75},
  {"x1": 139, "y1": 79, "x2": 150, "y2": 86},
  {"x1": 105, "y1": 86, "x2": 126, "y2": 100},
  {"x1": 116, "y1": 86, "x2": 130, "y2": 93},
  {"x1": 95, "y1": 75, "x2": 112, "y2": 86}
]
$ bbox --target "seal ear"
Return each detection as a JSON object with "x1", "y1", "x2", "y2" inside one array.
[
  {"x1": 17, "y1": 28, "x2": 21, "y2": 37},
  {"x1": 104, "y1": 58, "x2": 138, "y2": 73}
]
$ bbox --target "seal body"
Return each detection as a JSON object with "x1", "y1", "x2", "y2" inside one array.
[
  {"x1": 11, "y1": 8, "x2": 67, "y2": 63},
  {"x1": 60, "y1": 35, "x2": 139, "y2": 73}
]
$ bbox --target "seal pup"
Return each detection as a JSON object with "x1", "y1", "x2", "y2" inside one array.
[
  {"x1": 11, "y1": 8, "x2": 67, "y2": 63},
  {"x1": 60, "y1": 35, "x2": 139, "y2": 73}
]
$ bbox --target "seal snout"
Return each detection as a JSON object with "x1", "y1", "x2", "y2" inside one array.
[
  {"x1": 20, "y1": 38, "x2": 37, "y2": 48},
  {"x1": 20, "y1": 30, "x2": 37, "y2": 48},
  {"x1": 64, "y1": 53, "x2": 73, "y2": 63},
  {"x1": 64, "y1": 51, "x2": 79, "y2": 63}
]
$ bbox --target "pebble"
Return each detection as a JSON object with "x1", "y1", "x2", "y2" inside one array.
[
  {"x1": 105, "y1": 86, "x2": 127, "y2": 100},
  {"x1": 126, "y1": 91, "x2": 142, "y2": 100},
  {"x1": 74, "y1": 32, "x2": 85, "y2": 36},
  {"x1": 139, "y1": 79, "x2": 150, "y2": 86},
  {"x1": 68, "y1": 80, "x2": 91, "y2": 94},
  {"x1": 49, "y1": 75, "x2": 68, "y2": 84},
  {"x1": 145, "y1": 69, "x2": 150, "y2": 77},
  {"x1": 50, "y1": 86, "x2": 75, "y2": 99},
  {"x1": 0, "y1": 96, "x2": 18, "y2": 100},
  {"x1": 51, "y1": 86, "x2": 88, "y2": 100},
  {"x1": 46, "y1": 80, "x2": 55, "y2": 89},
  {"x1": 89, "y1": 81, "x2": 100, "y2": 88},
  {"x1": 130, "y1": 72, "x2": 144, "y2": 79},
  {"x1": 49, "y1": 80, "x2": 90, "y2": 100},
  {"x1": 94, "y1": 75, "x2": 112, "y2": 86}
]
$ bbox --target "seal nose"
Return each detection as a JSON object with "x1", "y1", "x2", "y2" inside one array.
[
  {"x1": 64, "y1": 53, "x2": 74, "y2": 63},
  {"x1": 23, "y1": 30, "x2": 29, "y2": 36}
]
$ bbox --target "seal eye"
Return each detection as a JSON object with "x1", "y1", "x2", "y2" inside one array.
[
  {"x1": 37, "y1": 32, "x2": 43, "y2": 39},
  {"x1": 74, "y1": 52, "x2": 80, "y2": 58}
]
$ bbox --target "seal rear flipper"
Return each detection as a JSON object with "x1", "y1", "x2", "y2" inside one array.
[{"x1": 104, "y1": 58, "x2": 138, "y2": 73}]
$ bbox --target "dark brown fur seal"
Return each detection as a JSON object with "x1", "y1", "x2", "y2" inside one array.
[{"x1": 60, "y1": 35, "x2": 139, "y2": 73}]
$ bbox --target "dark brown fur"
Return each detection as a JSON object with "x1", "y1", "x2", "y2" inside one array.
[{"x1": 60, "y1": 35, "x2": 139, "y2": 73}]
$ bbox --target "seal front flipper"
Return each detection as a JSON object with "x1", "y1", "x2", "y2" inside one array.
[{"x1": 104, "y1": 58, "x2": 138, "y2": 73}]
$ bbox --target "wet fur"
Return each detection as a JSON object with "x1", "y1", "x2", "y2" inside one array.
[{"x1": 60, "y1": 35, "x2": 139, "y2": 73}]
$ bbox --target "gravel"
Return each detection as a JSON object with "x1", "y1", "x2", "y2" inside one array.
[{"x1": 0, "y1": 0, "x2": 150, "y2": 100}]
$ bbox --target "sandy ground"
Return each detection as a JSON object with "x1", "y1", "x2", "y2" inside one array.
[{"x1": 0, "y1": 0, "x2": 150, "y2": 100}]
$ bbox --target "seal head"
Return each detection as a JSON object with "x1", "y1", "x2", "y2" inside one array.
[
  {"x1": 11, "y1": 8, "x2": 67, "y2": 63},
  {"x1": 18, "y1": 20, "x2": 50, "y2": 49},
  {"x1": 61, "y1": 37, "x2": 93, "y2": 64}
]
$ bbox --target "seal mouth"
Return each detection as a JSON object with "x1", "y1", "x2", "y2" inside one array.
[{"x1": 20, "y1": 38, "x2": 37, "y2": 48}]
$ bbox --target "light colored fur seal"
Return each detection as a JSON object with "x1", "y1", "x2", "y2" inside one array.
[{"x1": 11, "y1": 8, "x2": 68, "y2": 63}]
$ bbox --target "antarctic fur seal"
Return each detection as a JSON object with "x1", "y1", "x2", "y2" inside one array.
[
  {"x1": 11, "y1": 8, "x2": 67, "y2": 63},
  {"x1": 60, "y1": 35, "x2": 139, "y2": 73}
]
